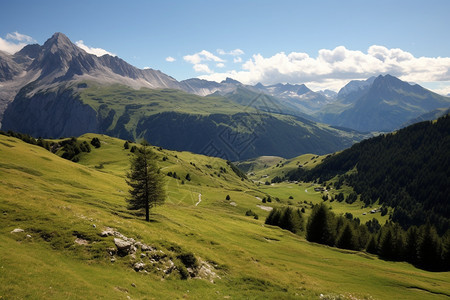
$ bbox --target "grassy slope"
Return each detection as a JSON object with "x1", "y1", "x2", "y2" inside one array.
[
  {"x1": 1, "y1": 134, "x2": 449, "y2": 299},
  {"x1": 244, "y1": 153, "x2": 327, "y2": 183}
]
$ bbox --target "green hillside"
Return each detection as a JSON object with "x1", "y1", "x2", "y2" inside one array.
[
  {"x1": 286, "y1": 115, "x2": 450, "y2": 235},
  {"x1": 1, "y1": 133, "x2": 449, "y2": 299},
  {"x1": 3, "y1": 82, "x2": 367, "y2": 160}
]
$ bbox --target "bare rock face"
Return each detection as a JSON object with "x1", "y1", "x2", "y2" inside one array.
[
  {"x1": 114, "y1": 238, "x2": 132, "y2": 256},
  {"x1": 2, "y1": 86, "x2": 99, "y2": 138},
  {"x1": 10, "y1": 228, "x2": 24, "y2": 233}
]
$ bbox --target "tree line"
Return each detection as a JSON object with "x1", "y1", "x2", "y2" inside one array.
[
  {"x1": 304, "y1": 204, "x2": 450, "y2": 271},
  {"x1": 264, "y1": 203, "x2": 449, "y2": 271}
]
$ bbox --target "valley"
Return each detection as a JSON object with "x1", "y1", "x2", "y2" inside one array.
[{"x1": 1, "y1": 131, "x2": 449, "y2": 299}]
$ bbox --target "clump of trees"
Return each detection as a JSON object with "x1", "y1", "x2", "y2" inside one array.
[
  {"x1": 126, "y1": 142, "x2": 165, "y2": 222},
  {"x1": 60, "y1": 137, "x2": 91, "y2": 162},
  {"x1": 305, "y1": 203, "x2": 450, "y2": 271},
  {"x1": 90, "y1": 137, "x2": 101, "y2": 148},
  {"x1": 0, "y1": 130, "x2": 52, "y2": 150},
  {"x1": 265, "y1": 206, "x2": 304, "y2": 234}
]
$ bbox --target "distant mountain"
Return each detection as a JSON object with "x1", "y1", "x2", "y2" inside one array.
[
  {"x1": 252, "y1": 83, "x2": 333, "y2": 114},
  {"x1": 2, "y1": 83, "x2": 366, "y2": 160},
  {"x1": 0, "y1": 32, "x2": 189, "y2": 125},
  {"x1": 317, "y1": 89, "x2": 337, "y2": 100},
  {"x1": 336, "y1": 77, "x2": 376, "y2": 100},
  {"x1": 316, "y1": 75, "x2": 450, "y2": 132},
  {"x1": 400, "y1": 107, "x2": 450, "y2": 128},
  {"x1": 1, "y1": 33, "x2": 367, "y2": 160}
]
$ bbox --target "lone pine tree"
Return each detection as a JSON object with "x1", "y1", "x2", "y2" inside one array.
[{"x1": 126, "y1": 142, "x2": 165, "y2": 221}]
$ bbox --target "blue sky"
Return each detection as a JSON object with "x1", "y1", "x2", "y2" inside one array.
[{"x1": 1, "y1": 0, "x2": 450, "y2": 93}]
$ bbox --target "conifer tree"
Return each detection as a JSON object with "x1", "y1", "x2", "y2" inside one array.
[
  {"x1": 366, "y1": 235, "x2": 378, "y2": 254},
  {"x1": 306, "y1": 203, "x2": 335, "y2": 246},
  {"x1": 126, "y1": 142, "x2": 165, "y2": 221},
  {"x1": 336, "y1": 223, "x2": 357, "y2": 250}
]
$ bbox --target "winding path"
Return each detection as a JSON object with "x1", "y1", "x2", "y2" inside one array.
[{"x1": 195, "y1": 193, "x2": 202, "y2": 206}]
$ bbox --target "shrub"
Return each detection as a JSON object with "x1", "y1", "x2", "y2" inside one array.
[
  {"x1": 90, "y1": 137, "x2": 101, "y2": 148},
  {"x1": 177, "y1": 252, "x2": 198, "y2": 269},
  {"x1": 245, "y1": 210, "x2": 258, "y2": 219}
]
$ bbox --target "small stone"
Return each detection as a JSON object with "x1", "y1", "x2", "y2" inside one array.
[
  {"x1": 133, "y1": 262, "x2": 145, "y2": 271},
  {"x1": 131, "y1": 283, "x2": 136, "y2": 287},
  {"x1": 10, "y1": 228, "x2": 24, "y2": 234},
  {"x1": 141, "y1": 244, "x2": 152, "y2": 251},
  {"x1": 140, "y1": 253, "x2": 146, "y2": 258},
  {"x1": 110, "y1": 257, "x2": 116, "y2": 263},
  {"x1": 92, "y1": 224, "x2": 96, "y2": 228},
  {"x1": 100, "y1": 228, "x2": 115, "y2": 237},
  {"x1": 106, "y1": 247, "x2": 117, "y2": 256},
  {"x1": 74, "y1": 238, "x2": 89, "y2": 245},
  {"x1": 26, "y1": 234, "x2": 32, "y2": 238}
]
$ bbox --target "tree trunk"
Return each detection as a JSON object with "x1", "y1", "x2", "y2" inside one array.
[{"x1": 144, "y1": 144, "x2": 150, "y2": 222}]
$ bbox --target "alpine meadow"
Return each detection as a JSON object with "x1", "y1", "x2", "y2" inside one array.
[{"x1": 1, "y1": 1, "x2": 450, "y2": 299}]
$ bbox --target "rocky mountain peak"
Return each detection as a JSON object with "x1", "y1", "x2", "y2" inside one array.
[
  {"x1": 221, "y1": 77, "x2": 241, "y2": 85},
  {"x1": 43, "y1": 32, "x2": 77, "y2": 53}
]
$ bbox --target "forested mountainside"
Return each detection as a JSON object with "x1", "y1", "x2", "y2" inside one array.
[{"x1": 287, "y1": 115, "x2": 450, "y2": 234}]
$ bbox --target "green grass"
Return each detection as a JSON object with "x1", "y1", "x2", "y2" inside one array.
[
  {"x1": 1, "y1": 134, "x2": 449, "y2": 299},
  {"x1": 78, "y1": 83, "x2": 253, "y2": 135},
  {"x1": 244, "y1": 153, "x2": 328, "y2": 183}
]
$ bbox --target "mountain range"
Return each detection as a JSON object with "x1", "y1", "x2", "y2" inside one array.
[
  {"x1": 0, "y1": 33, "x2": 368, "y2": 160},
  {"x1": 1, "y1": 32, "x2": 449, "y2": 159},
  {"x1": 316, "y1": 75, "x2": 450, "y2": 132}
]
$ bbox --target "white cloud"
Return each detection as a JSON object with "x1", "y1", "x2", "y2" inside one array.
[
  {"x1": 233, "y1": 57, "x2": 242, "y2": 63},
  {"x1": 193, "y1": 63, "x2": 212, "y2": 73},
  {"x1": 143, "y1": 67, "x2": 151, "y2": 70},
  {"x1": 0, "y1": 31, "x2": 35, "y2": 54},
  {"x1": 216, "y1": 63, "x2": 225, "y2": 68},
  {"x1": 199, "y1": 45, "x2": 450, "y2": 91},
  {"x1": 6, "y1": 31, "x2": 35, "y2": 43},
  {"x1": 183, "y1": 50, "x2": 224, "y2": 64},
  {"x1": 217, "y1": 48, "x2": 244, "y2": 56},
  {"x1": 166, "y1": 56, "x2": 176, "y2": 62},
  {"x1": 419, "y1": 81, "x2": 450, "y2": 96},
  {"x1": 75, "y1": 40, "x2": 115, "y2": 57}
]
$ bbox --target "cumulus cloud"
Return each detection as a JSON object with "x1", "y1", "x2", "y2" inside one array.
[
  {"x1": 0, "y1": 31, "x2": 35, "y2": 54},
  {"x1": 233, "y1": 57, "x2": 242, "y2": 63},
  {"x1": 193, "y1": 63, "x2": 212, "y2": 73},
  {"x1": 6, "y1": 31, "x2": 35, "y2": 43},
  {"x1": 166, "y1": 56, "x2": 176, "y2": 62},
  {"x1": 183, "y1": 50, "x2": 224, "y2": 64},
  {"x1": 75, "y1": 40, "x2": 115, "y2": 57},
  {"x1": 199, "y1": 45, "x2": 450, "y2": 91},
  {"x1": 183, "y1": 50, "x2": 226, "y2": 73},
  {"x1": 217, "y1": 48, "x2": 244, "y2": 56}
]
